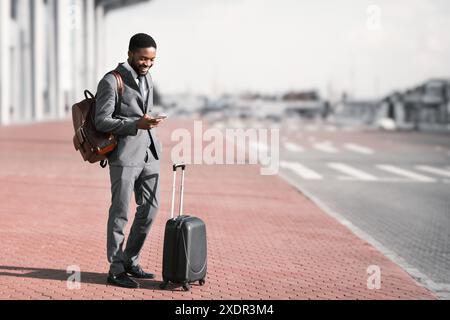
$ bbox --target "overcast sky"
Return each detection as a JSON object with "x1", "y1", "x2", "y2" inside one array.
[{"x1": 105, "y1": 0, "x2": 450, "y2": 99}]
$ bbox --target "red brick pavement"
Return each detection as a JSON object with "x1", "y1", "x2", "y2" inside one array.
[{"x1": 0, "y1": 119, "x2": 435, "y2": 299}]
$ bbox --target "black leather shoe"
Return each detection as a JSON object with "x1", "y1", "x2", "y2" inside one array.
[
  {"x1": 107, "y1": 272, "x2": 140, "y2": 288},
  {"x1": 125, "y1": 265, "x2": 155, "y2": 279}
]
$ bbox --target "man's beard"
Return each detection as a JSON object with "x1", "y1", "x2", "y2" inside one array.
[{"x1": 131, "y1": 61, "x2": 150, "y2": 76}]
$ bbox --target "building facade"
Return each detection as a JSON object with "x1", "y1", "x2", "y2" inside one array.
[
  {"x1": 378, "y1": 79, "x2": 450, "y2": 130},
  {"x1": 0, "y1": 0, "x2": 149, "y2": 125}
]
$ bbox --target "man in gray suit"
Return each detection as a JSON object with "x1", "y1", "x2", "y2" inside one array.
[{"x1": 95, "y1": 33, "x2": 164, "y2": 289}]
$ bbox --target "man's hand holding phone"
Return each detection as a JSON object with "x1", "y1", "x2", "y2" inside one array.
[{"x1": 137, "y1": 114, "x2": 167, "y2": 130}]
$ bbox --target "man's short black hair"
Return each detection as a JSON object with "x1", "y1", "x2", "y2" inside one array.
[{"x1": 129, "y1": 33, "x2": 157, "y2": 52}]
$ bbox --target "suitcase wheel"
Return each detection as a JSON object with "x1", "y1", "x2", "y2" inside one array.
[
  {"x1": 199, "y1": 279, "x2": 206, "y2": 286},
  {"x1": 182, "y1": 283, "x2": 191, "y2": 292}
]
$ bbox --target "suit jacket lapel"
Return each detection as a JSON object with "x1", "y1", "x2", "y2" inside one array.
[{"x1": 116, "y1": 63, "x2": 145, "y2": 113}]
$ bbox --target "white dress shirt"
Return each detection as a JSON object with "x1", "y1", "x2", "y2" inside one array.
[{"x1": 124, "y1": 60, "x2": 148, "y2": 101}]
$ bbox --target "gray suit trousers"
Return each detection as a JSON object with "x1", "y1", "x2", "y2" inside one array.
[{"x1": 107, "y1": 148, "x2": 160, "y2": 275}]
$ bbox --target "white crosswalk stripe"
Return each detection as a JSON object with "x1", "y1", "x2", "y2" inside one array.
[
  {"x1": 344, "y1": 143, "x2": 375, "y2": 155},
  {"x1": 280, "y1": 161, "x2": 449, "y2": 183},
  {"x1": 313, "y1": 142, "x2": 339, "y2": 153},
  {"x1": 415, "y1": 165, "x2": 450, "y2": 178},
  {"x1": 328, "y1": 163, "x2": 378, "y2": 181},
  {"x1": 305, "y1": 125, "x2": 318, "y2": 131},
  {"x1": 284, "y1": 142, "x2": 304, "y2": 153},
  {"x1": 376, "y1": 165, "x2": 436, "y2": 182},
  {"x1": 280, "y1": 161, "x2": 323, "y2": 180}
]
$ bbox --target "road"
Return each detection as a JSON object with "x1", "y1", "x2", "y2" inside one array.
[
  {"x1": 215, "y1": 117, "x2": 450, "y2": 298},
  {"x1": 274, "y1": 119, "x2": 450, "y2": 298}
]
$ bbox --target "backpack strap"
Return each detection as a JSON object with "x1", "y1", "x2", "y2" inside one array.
[
  {"x1": 99, "y1": 70, "x2": 124, "y2": 169},
  {"x1": 110, "y1": 71, "x2": 124, "y2": 117}
]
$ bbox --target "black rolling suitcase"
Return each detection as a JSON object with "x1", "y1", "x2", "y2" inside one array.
[{"x1": 160, "y1": 164, "x2": 207, "y2": 291}]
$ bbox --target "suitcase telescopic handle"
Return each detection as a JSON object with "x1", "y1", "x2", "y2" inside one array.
[
  {"x1": 170, "y1": 163, "x2": 186, "y2": 219},
  {"x1": 173, "y1": 164, "x2": 186, "y2": 171}
]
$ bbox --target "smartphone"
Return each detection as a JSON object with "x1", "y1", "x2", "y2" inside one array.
[{"x1": 148, "y1": 115, "x2": 167, "y2": 124}]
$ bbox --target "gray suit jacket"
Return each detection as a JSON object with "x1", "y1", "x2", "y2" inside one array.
[{"x1": 94, "y1": 63, "x2": 161, "y2": 166}]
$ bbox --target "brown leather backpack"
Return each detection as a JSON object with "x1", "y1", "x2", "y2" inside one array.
[{"x1": 72, "y1": 71, "x2": 124, "y2": 168}]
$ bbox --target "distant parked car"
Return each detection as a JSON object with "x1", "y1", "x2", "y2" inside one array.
[{"x1": 377, "y1": 117, "x2": 397, "y2": 131}]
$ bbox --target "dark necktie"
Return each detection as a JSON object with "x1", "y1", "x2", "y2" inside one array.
[{"x1": 138, "y1": 75, "x2": 146, "y2": 101}]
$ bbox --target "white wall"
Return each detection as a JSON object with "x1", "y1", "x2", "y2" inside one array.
[
  {"x1": 0, "y1": 0, "x2": 11, "y2": 125},
  {"x1": 0, "y1": 0, "x2": 149, "y2": 126}
]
